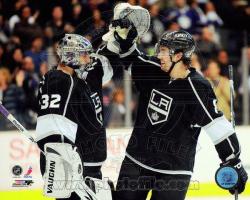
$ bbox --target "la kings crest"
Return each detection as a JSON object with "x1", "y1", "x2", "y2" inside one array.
[
  {"x1": 147, "y1": 89, "x2": 173, "y2": 125},
  {"x1": 91, "y1": 92, "x2": 103, "y2": 125}
]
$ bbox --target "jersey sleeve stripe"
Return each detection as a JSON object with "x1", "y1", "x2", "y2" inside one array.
[
  {"x1": 137, "y1": 56, "x2": 161, "y2": 67},
  {"x1": 63, "y1": 75, "x2": 74, "y2": 116},
  {"x1": 227, "y1": 137, "x2": 235, "y2": 153},
  {"x1": 125, "y1": 152, "x2": 193, "y2": 175},
  {"x1": 188, "y1": 77, "x2": 213, "y2": 121},
  {"x1": 203, "y1": 116, "x2": 235, "y2": 144}
]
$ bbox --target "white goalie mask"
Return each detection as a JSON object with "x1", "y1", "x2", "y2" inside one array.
[{"x1": 57, "y1": 34, "x2": 93, "y2": 69}]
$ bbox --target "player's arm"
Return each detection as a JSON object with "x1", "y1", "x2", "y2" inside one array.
[
  {"x1": 189, "y1": 78, "x2": 248, "y2": 194},
  {"x1": 91, "y1": 53, "x2": 114, "y2": 86}
]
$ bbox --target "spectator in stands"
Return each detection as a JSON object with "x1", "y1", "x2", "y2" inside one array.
[
  {"x1": 0, "y1": 13, "x2": 9, "y2": 44},
  {"x1": 203, "y1": 60, "x2": 231, "y2": 120},
  {"x1": 217, "y1": 49, "x2": 230, "y2": 78},
  {"x1": 6, "y1": 47, "x2": 23, "y2": 73},
  {"x1": 5, "y1": 35, "x2": 21, "y2": 53},
  {"x1": 46, "y1": 6, "x2": 66, "y2": 37},
  {"x1": 0, "y1": 68, "x2": 26, "y2": 129},
  {"x1": 9, "y1": 5, "x2": 39, "y2": 33},
  {"x1": 238, "y1": 47, "x2": 250, "y2": 94},
  {"x1": 204, "y1": 1, "x2": 223, "y2": 45},
  {"x1": 141, "y1": 3, "x2": 165, "y2": 52},
  {"x1": 43, "y1": 26, "x2": 54, "y2": 47},
  {"x1": 196, "y1": 26, "x2": 220, "y2": 61},
  {"x1": 109, "y1": 88, "x2": 125, "y2": 127},
  {"x1": 13, "y1": 5, "x2": 42, "y2": 50},
  {"x1": 70, "y1": 3, "x2": 84, "y2": 27},
  {"x1": 164, "y1": 0, "x2": 207, "y2": 34},
  {"x1": 24, "y1": 36, "x2": 47, "y2": 73},
  {"x1": 0, "y1": 42, "x2": 6, "y2": 66},
  {"x1": 46, "y1": 40, "x2": 58, "y2": 70},
  {"x1": 88, "y1": 9, "x2": 106, "y2": 47},
  {"x1": 21, "y1": 56, "x2": 39, "y2": 129}
]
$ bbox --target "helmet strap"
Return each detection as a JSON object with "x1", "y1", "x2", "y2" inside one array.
[{"x1": 168, "y1": 55, "x2": 182, "y2": 75}]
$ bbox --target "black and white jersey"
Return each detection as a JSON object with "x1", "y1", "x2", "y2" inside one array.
[
  {"x1": 36, "y1": 69, "x2": 107, "y2": 165},
  {"x1": 75, "y1": 53, "x2": 113, "y2": 126},
  {"x1": 100, "y1": 45, "x2": 236, "y2": 175}
]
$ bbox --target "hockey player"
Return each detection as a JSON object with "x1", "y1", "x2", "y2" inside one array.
[
  {"x1": 36, "y1": 34, "x2": 112, "y2": 200},
  {"x1": 101, "y1": 22, "x2": 248, "y2": 199}
]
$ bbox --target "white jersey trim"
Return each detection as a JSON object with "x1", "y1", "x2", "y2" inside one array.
[
  {"x1": 119, "y1": 43, "x2": 137, "y2": 58},
  {"x1": 188, "y1": 77, "x2": 213, "y2": 121},
  {"x1": 202, "y1": 115, "x2": 235, "y2": 145},
  {"x1": 83, "y1": 162, "x2": 104, "y2": 167},
  {"x1": 125, "y1": 152, "x2": 192, "y2": 175},
  {"x1": 35, "y1": 114, "x2": 78, "y2": 143},
  {"x1": 91, "y1": 53, "x2": 114, "y2": 85},
  {"x1": 63, "y1": 75, "x2": 74, "y2": 116},
  {"x1": 137, "y1": 55, "x2": 161, "y2": 67}
]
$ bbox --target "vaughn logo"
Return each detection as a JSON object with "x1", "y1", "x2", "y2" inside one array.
[
  {"x1": 47, "y1": 160, "x2": 56, "y2": 193},
  {"x1": 91, "y1": 92, "x2": 103, "y2": 125},
  {"x1": 147, "y1": 89, "x2": 173, "y2": 125}
]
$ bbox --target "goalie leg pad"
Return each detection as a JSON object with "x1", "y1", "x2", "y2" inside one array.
[{"x1": 43, "y1": 143, "x2": 83, "y2": 198}]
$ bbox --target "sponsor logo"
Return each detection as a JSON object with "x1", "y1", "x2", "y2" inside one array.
[
  {"x1": 47, "y1": 160, "x2": 56, "y2": 193},
  {"x1": 24, "y1": 166, "x2": 32, "y2": 178},
  {"x1": 12, "y1": 165, "x2": 34, "y2": 187},
  {"x1": 147, "y1": 89, "x2": 173, "y2": 125},
  {"x1": 12, "y1": 165, "x2": 22, "y2": 177},
  {"x1": 12, "y1": 180, "x2": 34, "y2": 187}
]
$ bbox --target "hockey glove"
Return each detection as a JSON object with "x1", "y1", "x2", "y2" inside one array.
[
  {"x1": 113, "y1": 22, "x2": 138, "y2": 54},
  {"x1": 111, "y1": 18, "x2": 132, "y2": 29},
  {"x1": 220, "y1": 158, "x2": 248, "y2": 194}
]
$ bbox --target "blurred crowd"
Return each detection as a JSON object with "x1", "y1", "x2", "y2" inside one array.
[{"x1": 0, "y1": 0, "x2": 250, "y2": 130}]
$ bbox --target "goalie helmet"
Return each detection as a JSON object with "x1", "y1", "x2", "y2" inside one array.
[
  {"x1": 57, "y1": 34, "x2": 93, "y2": 69},
  {"x1": 156, "y1": 30, "x2": 195, "y2": 60}
]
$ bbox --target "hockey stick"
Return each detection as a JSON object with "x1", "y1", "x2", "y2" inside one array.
[
  {"x1": 229, "y1": 65, "x2": 236, "y2": 130},
  {"x1": 0, "y1": 101, "x2": 36, "y2": 143},
  {"x1": 0, "y1": 101, "x2": 102, "y2": 200},
  {"x1": 228, "y1": 65, "x2": 238, "y2": 200}
]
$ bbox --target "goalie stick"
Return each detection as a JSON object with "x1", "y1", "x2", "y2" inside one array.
[{"x1": 0, "y1": 101, "x2": 105, "y2": 200}]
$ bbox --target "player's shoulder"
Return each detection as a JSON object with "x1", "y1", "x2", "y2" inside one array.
[
  {"x1": 43, "y1": 69, "x2": 72, "y2": 86},
  {"x1": 135, "y1": 47, "x2": 161, "y2": 67},
  {"x1": 187, "y1": 67, "x2": 212, "y2": 90},
  {"x1": 91, "y1": 53, "x2": 109, "y2": 67}
]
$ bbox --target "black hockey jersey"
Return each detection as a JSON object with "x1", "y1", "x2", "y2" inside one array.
[
  {"x1": 36, "y1": 69, "x2": 107, "y2": 164},
  {"x1": 75, "y1": 53, "x2": 113, "y2": 127},
  {"x1": 100, "y1": 45, "x2": 234, "y2": 175}
]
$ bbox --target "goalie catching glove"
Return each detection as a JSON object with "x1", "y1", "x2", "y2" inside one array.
[{"x1": 113, "y1": 22, "x2": 138, "y2": 56}]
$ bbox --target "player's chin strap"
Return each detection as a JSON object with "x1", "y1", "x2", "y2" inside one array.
[{"x1": 168, "y1": 55, "x2": 182, "y2": 75}]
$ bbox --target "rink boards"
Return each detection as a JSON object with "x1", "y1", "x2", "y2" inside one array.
[{"x1": 0, "y1": 127, "x2": 249, "y2": 199}]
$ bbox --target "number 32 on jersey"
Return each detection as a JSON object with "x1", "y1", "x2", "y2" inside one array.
[{"x1": 40, "y1": 94, "x2": 61, "y2": 109}]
